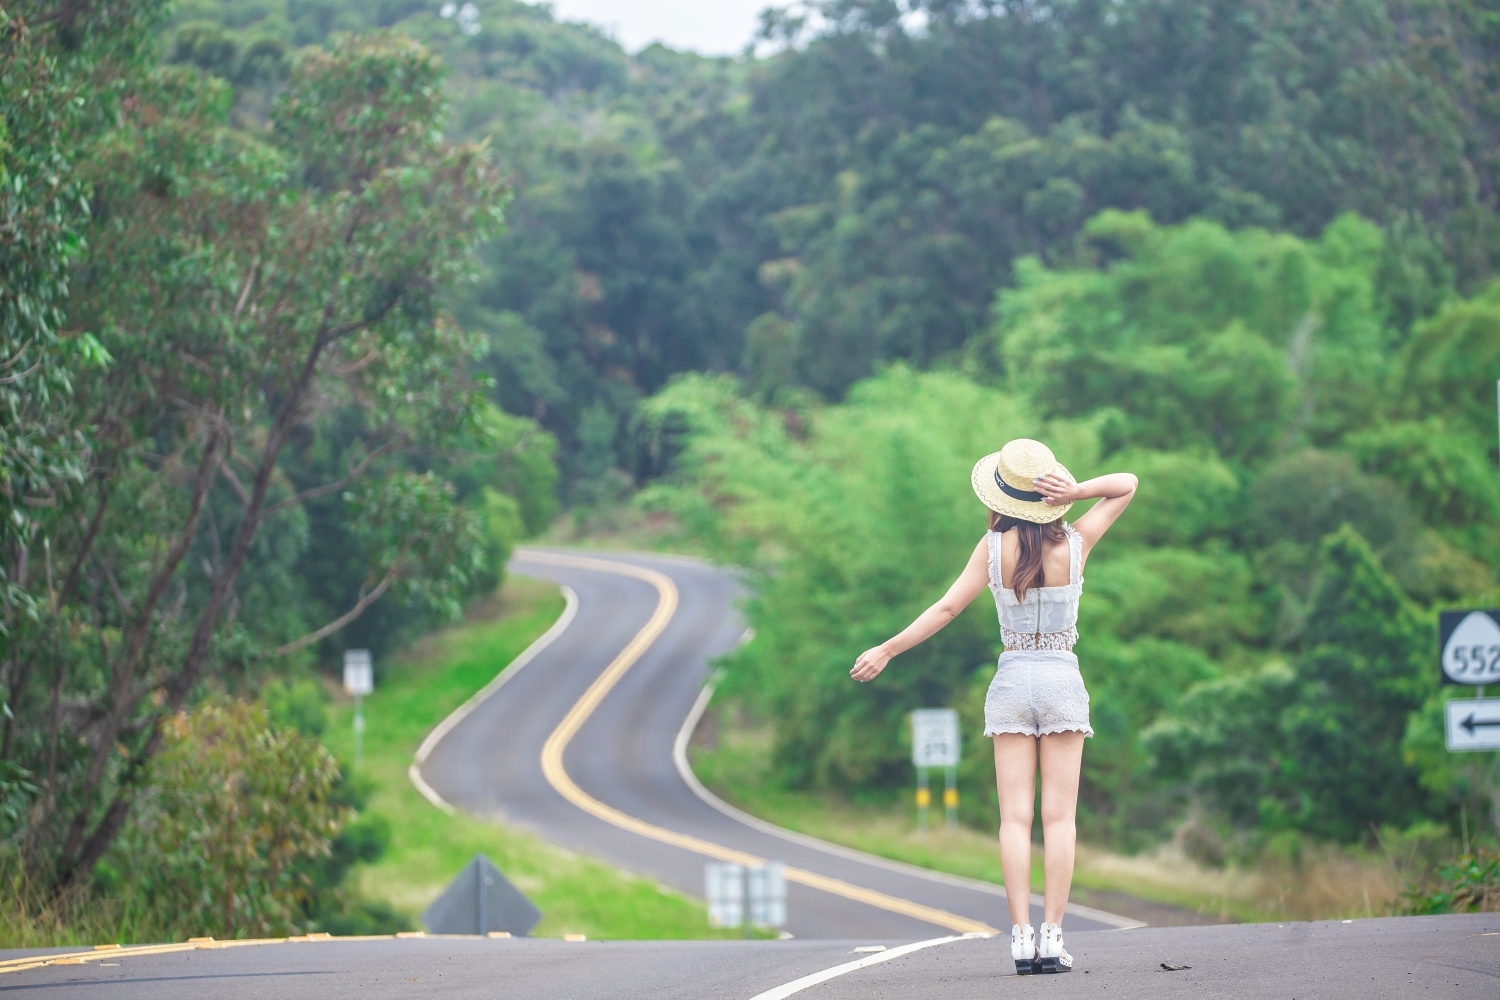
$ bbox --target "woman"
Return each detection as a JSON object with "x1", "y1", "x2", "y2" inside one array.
[{"x1": 850, "y1": 438, "x2": 1136, "y2": 975}]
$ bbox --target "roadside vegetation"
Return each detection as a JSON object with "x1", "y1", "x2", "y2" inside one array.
[{"x1": 691, "y1": 703, "x2": 1459, "y2": 923}]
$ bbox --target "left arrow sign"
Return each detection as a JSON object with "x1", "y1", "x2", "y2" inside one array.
[{"x1": 1446, "y1": 697, "x2": 1500, "y2": 752}]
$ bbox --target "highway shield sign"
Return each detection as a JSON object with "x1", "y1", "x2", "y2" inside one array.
[
  {"x1": 1439, "y1": 610, "x2": 1500, "y2": 685},
  {"x1": 1444, "y1": 697, "x2": 1500, "y2": 752}
]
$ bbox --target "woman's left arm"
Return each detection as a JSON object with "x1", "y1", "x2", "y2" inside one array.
[{"x1": 850, "y1": 536, "x2": 991, "y2": 683}]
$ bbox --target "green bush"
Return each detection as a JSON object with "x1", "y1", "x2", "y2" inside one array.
[
  {"x1": 118, "y1": 702, "x2": 347, "y2": 939},
  {"x1": 1401, "y1": 849, "x2": 1500, "y2": 914}
]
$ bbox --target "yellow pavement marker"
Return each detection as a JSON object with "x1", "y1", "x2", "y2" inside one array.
[{"x1": 522, "y1": 549, "x2": 997, "y2": 936}]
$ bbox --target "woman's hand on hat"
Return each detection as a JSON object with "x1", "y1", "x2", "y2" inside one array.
[
  {"x1": 1034, "y1": 468, "x2": 1079, "y2": 505},
  {"x1": 851, "y1": 644, "x2": 892, "y2": 683}
]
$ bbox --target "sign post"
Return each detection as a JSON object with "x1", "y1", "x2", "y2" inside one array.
[
  {"x1": 911, "y1": 708, "x2": 960, "y2": 838},
  {"x1": 1439, "y1": 610, "x2": 1500, "y2": 753},
  {"x1": 343, "y1": 649, "x2": 373, "y2": 767},
  {"x1": 1445, "y1": 388, "x2": 1500, "y2": 751}
]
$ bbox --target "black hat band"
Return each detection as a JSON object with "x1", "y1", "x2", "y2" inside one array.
[{"x1": 995, "y1": 468, "x2": 1044, "y2": 502}]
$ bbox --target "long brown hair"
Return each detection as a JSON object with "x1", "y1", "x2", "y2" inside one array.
[{"x1": 989, "y1": 509, "x2": 1067, "y2": 602}]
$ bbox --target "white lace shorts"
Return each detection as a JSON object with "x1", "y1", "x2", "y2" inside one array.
[{"x1": 983, "y1": 650, "x2": 1093, "y2": 738}]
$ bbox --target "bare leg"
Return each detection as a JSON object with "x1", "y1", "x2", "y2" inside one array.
[
  {"x1": 992, "y1": 733, "x2": 1038, "y2": 928},
  {"x1": 1037, "y1": 730, "x2": 1085, "y2": 925}
]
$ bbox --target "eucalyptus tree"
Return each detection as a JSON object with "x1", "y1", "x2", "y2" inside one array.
[
  {"x1": 21, "y1": 32, "x2": 506, "y2": 889},
  {"x1": 0, "y1": 0, "x2": 170, "y2": 843}
]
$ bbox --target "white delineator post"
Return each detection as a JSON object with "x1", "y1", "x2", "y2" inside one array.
[{"x1": 343, "y1": 649, "x2": 373, "y2": 768}]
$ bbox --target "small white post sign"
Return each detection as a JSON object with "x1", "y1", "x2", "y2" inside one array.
[
  {"x1": 344, "y1": 649, "x2": 373, "y2": 767},
  {"x1": 343, "y1": 648, "x2": 374, "y2": 695},
  {"x1": 911, "y1": 708, "x2": 960, "y2": 768},
  {"x1": 1444, "y1": 698, "x2": 1500, "y2": 752},
  {"x1": 911, "y1": 709, "x2": 961, "y2": 837}
]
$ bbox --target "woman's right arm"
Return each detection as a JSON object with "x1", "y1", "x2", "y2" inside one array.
[
  {"x1": 1034, "y1": 470, "x2": 1137, "y2": 554},
  {"x1": 849, "y1": 535, "x2": 991, "y2": 683}
]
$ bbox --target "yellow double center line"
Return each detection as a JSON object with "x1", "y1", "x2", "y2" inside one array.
[{"x1": 523, "y1": 549, "x2": 996, "y2": 936}]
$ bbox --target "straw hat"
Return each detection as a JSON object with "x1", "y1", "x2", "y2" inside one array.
[{"x1": 970, "y1": 439, "x2": 1073, "y2": 523}]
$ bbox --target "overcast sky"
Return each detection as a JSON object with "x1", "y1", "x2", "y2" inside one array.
[{"x1": 547, "y1": 0, "x2": 772, "y2": 55}]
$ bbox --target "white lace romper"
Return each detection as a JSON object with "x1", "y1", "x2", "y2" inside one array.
[{"x1": 982, "y1": 523, "x2": 1094, "y2": 738}]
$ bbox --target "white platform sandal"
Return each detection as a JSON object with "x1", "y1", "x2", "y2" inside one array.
[
  {"x1": 1010, "y1": 923, "x2": 1037, "y2": 975},
  {"x1": 1037, "y1": 922, "x2": 1073, "y2": 973}
]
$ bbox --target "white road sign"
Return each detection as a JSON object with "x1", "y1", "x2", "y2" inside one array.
[
  {"x1": 746, "y1": 862, "x2": 786, "y2": 927},
  {"x1": 911, "y1": 708, "x2": 960, "y2": 768},
  {"x1": 704, "y1": 862, "x2": 743, "y2": 928},
  {"x1": 1445, "y1": 697, "x2": 1500, "y2": 752},
  {"x1": 1440, "y1": 610, "x2": 1500, "y2": 685},
  {"x1": 343, "y1": 649, "x2": 373, "y2": 695},
  {"x1": 704, "y1": 862, "x2": 786, "y2": 928}
]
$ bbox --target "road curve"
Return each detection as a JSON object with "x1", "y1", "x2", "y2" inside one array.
[{"x1": 417, "y1": 547, "x2": 1135, "y2": 939}]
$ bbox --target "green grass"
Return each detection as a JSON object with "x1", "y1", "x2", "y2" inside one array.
[{"x1": 324, "y1": 576, "x2": 749, "y2": 939}]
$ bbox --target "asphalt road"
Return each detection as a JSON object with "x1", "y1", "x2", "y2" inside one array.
[
  {"x1": 2, "y1": 914, "x2": 1494, "y2": 997},
  {"x1": 417, "y1": 548, "x2": 1130, "y2": 939}
]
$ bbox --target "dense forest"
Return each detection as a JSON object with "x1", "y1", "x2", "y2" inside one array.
[
  {"x1": 164, "y1": 0, "x2": 1500, "y2": 478},
  {"x1": 2, "y1": 0, "x2": 1498, "y2": 938}
]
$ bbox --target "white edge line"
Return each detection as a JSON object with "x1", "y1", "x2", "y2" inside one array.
[
  {"x1": 673, "y1": 683, "x2": 1146, "y2": 932},
  {"x1": 407, "y1": 583, "x2": 581, "y2": 814},
  {"x1": 748, "y1": 933, "x2": 985, "y2": 1000},
  {"x1": 519, "y1": 545, "x2": 718, "y2": 569}
]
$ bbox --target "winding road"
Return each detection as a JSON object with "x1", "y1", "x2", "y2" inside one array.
[
  {"x1": 411, "y1": 548, "x2": 1134, "y2": 941},
  {"x1": 415, "y1": 547, "x2": 1134, "y2": 939},
  {"x1": 5, "y1": 548, "x2": 1495, "y2": 997}
]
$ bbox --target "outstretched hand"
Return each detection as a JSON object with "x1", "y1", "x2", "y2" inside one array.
[
  {"x1": 851, "y1": 645, "x2": 892, "y2": 683},
  {"x1": 1033, "y1": 468, "x2": 1080, "y2": 506}
]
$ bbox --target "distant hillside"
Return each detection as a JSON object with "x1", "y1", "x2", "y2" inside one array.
[{"x1": 168, "y1": 1, "x2": 1500, "y2": 494}]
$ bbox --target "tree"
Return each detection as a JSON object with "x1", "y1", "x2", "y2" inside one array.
[
  {"x1": 1147, "y1": 526, "x2": 1434, "y2": 842},
  {"x1": 15, "y1": 31, "x2": 506, "y2": 889},
  {"x1": 0, "y1": 0, "x2": 171, "y2": 876}
]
